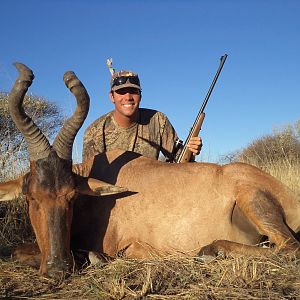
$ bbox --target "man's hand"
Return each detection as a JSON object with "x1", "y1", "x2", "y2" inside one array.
[{"x1": 187, "y1": 136, "x2": 202, "y2": 156}]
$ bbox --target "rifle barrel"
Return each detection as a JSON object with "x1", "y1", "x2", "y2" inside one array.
[
  {"x1": 185, "y1": 54, "x2": 227, "y2": 143},
  {"x1": 176, "y1": 54, "x2": 228, "y2": 163},
  {"x1": 198, "y1": 54, "x2": 227, "y2": 116}
]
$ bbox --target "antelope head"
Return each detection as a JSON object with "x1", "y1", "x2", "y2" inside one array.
[{"x1": 1, "y1": 63, "x2": 125, "y2": 279}]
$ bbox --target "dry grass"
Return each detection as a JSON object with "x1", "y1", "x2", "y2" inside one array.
[
  {"x1": 261, "y1": 160, "x2": 300, "y2": 196},
  {"x1": 0, "y1": 197, "x2": 34, "y2": 257},
  {"x1": 1, "y1": 254, "x2": 299, "y2": 299}
]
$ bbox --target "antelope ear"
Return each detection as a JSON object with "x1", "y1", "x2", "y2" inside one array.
[
  {"x1": 0, "y1": 176, "x2": 24, "y2": 201},
  {"x1": 75, "y1": 176, "x2": 128, "y2": 196}
]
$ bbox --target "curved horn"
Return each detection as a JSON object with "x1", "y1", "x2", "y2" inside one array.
[
  {"x1": 8, "y1": 63, "x2": 51, "y2": 161},
  {"x1": 52, "y1": 71, "x2": 90, "y2": 160}
]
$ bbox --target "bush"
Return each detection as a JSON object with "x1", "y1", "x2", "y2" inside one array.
[
  {"x1": 0, "y1": 92, "x2": 64, "y2": 178},
  {"x1": 221, "y1": 120, "x2": 300, "y2": 167},
  {"x1": 237, "y1": 122, "x2": 300, "y2": 168}
]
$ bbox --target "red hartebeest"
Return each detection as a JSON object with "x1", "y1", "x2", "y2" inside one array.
[
  {"x1": 0, "y1": 63, "x2": 126, "y2": 279},
  {"x1": 1, "y1": 64, "x2": 300, "y2": 280}
]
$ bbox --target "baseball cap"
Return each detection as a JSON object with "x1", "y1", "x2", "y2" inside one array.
[{"x1": 110, "y1": 70, "x2": 141, "y2": 91}]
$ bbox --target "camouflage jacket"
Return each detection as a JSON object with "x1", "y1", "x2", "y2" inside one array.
[{"x1": 82, "y1": 108, "x2": 178, "y2": 161}]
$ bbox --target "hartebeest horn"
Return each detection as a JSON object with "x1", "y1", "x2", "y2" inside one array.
[
  {"x1": 52, "y1": 71, "x2": 90, "y2": 160},
  {"x1": 8, "y1": 63, "x2": 51, "y2": 161}
]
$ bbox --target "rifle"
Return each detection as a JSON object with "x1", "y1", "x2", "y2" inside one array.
[{"x1": 175, "y1": 54, "x2": 228, "y2": 163}]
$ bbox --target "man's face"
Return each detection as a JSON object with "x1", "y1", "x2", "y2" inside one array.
[{"x1": 110, "y1": 87, "x2": 141, "y2": 119}]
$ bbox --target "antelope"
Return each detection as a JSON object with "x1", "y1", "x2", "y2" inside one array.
[
  {"x1": 1, "y1": 63, "x2": 300, "y2": 280},
  {"x1": 0, "y1": 63, "x2": 126, "y2": 279}
]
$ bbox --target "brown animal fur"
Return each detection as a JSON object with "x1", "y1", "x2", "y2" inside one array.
[{"x1": 71, "y1": 150, "x2": 300, "y2": 259}]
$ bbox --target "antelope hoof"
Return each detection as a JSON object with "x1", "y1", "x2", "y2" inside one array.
[{"x1": 198, "y1": 241, "x2": 226, "y2": 260}]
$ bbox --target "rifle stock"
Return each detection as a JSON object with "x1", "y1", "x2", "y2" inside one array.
[
  {"x1": 176, "y1": 54, "x2": 227, "y2": 163},
  {"x1": 176, "y1": 113, "x2": 205, "y2": 163}
]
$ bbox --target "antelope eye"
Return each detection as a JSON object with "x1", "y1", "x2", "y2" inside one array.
[
  {"x1": 25, "y1": 195, "x2": 40, "y2": 208},
  {"x1": 25, "y1": 195, "x2": 34, "y2": 203}
]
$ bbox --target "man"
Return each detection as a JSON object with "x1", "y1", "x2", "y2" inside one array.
[{"x1": 82, "y1": 70, "x2": 202, "y2": 162}]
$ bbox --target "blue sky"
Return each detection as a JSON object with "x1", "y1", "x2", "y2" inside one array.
[{"x1": 1, "y1": 0, "x2": 299, "y2": 162}]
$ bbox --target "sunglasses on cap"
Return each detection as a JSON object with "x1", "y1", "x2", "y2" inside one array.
[{"x1": 111, "y1": 76, "x2": 140, "y2": 88}]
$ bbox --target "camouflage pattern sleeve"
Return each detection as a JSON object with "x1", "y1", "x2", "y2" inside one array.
[
  {"x1": 160, "y1": 114, "x2": 179, "y2": 160},
  {"x1": 82, "y1": 116, "x2": 107, "y2": 161},
  {"x1": 82, "y1": 130, "x2": 98, "y2": 162}
]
